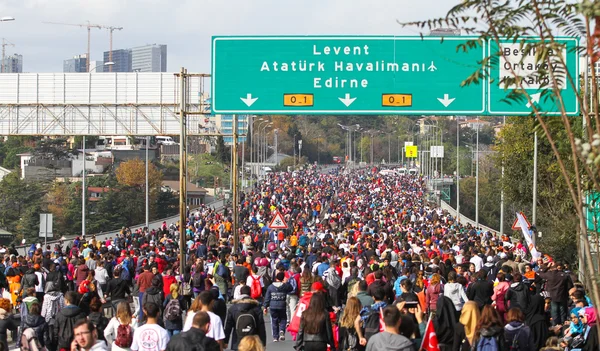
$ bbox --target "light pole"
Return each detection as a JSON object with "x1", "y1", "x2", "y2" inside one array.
[
  {"x1": 457, "y1": 116, "x2": 461, "y2": 223},
  {"x1": 82, "y1": 136, "x2": 86, "y2": 238},
  {"x1": 256, "y1": 120, "x2": 269, "y2": 174},
  {"x1": 145, "y1": 136, "x2": 149, "y2": 230},
  {"x1": 259, "y1": 123, "x2": 272, "y2": 172},
  {"x1": 298, "y1": 139, "x2": 303, "y2": 164},
  {"x1": 476, "y1": 117, "x2": 480, "y2": 229},
  {"x1": 274, "y1": 129, "x2": 279, "y2": 166}
]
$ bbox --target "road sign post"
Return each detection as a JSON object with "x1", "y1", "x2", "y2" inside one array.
[
  {"x1": 39, "y1": 213, "x2": 53, "y2": 246},
  {"x1": 212, "y1": 36, "x2": 486, "y2": 115}
]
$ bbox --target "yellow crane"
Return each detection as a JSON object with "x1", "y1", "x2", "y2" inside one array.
[
  {"x1": 106, "y1": 26, "x2": 123, "y2": 72},
  {"x1": 43, "y1": 21, "x2": 123, "y2": 72},
  {"x1": 1, "y1": 38, "x2": 15, "y2": 73}
]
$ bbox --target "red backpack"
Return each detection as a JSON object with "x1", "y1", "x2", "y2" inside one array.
[
  {"x1": 250, "y1": 275, "x2": 262, "y2": 299},
  {"x1": 115, "y1": 324, "x2": 133, "y2": 348}
]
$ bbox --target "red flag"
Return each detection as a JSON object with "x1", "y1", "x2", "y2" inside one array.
[{"x1": 420, "y1": 318, "x2": 440, "y2": 351}]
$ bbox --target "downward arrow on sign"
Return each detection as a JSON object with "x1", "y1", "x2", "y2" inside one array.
[
  {"x1": 240, "y1": 93, "x2": 258, "y2": 107},
  {"x1": 338, "y1": 93, "x2": 357, "y2": 107},
  {"x1": 437, "y1": 94, "x2": 455, "y2": 107}
]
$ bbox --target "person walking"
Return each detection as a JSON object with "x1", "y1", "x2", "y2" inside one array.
[
  {"x1": 538, "y1": 261, "x2": 573, "y2": 326},
  {"x1": 131, "y1": 302, "x2": 169, "y2": 351},
  {"x1": 224, "y1": 285, "x2": 266, "y2": 350},
  {"x1": 163, "y1": 283, "x2": 184, "y2": 337},
  {"x1": 105, "y1": 301, "x2": 138, "y2": 351},
  {"x1": 166, "y1": 311, "x2": 220, "y2": 351},
  {"x1": 452, "y1": 301, "x2": 480, "y2": 351},
  {"x1": 295, "y1": 292, "x2": 337, "y2": 351},
  {"x1": 365, "y1": 305, "x2": 413, "y2": 351},
  {"x1": 264, "y1": 272, "x2": 293, "y2": 342},
  {"x1": 71, "y1": 319, "x2": 109, "y2": 351},
  {"x1": 54, "y1": 291, "x2": 86, "y2": 351}
]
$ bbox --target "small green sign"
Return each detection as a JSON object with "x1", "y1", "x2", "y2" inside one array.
[
  {"x1": 211, "y1": 36, "x2": 486, "y2": 115},
  {"x1": 487, "y1": 38, "x2": 579, "y2": 116},
  {"x1": 586, "y1": 191, "x2": 600, "y2": 232}
]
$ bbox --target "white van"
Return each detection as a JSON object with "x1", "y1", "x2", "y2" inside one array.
[
  {"x1": 156, "y1": 136, "x2": 177, "y2": 145},
  {"x1": 397, "y1": 168, "x2": 408, "y2": 175},
  {"x1": 408, "y1": 168, "x2": 419, "y2": 176}
]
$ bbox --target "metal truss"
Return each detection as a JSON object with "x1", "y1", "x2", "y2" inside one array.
[{"x1": 0, "y1": 103, "x2": 214, "y2": 136}]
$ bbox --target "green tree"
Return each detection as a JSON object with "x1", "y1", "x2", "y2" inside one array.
[{"x1": 215, "y1": 136, "x2": 230, "y2": 163}]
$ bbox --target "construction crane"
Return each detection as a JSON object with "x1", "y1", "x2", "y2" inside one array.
[
  {"x1": 106, "y1": 26, "x2": 123, "y2": 72},
  {"x1": 43, "y1": 21, "x2": 102, "y2": 72},
  {"x1": 1, "y1": 38, "x2": 15, "y2": 73},
  {"x1": 43, "y1": 21, "x2": 123, "y2": 72}
]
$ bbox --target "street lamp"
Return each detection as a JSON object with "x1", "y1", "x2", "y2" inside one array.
[
  {"x1": 259, "y1": 123, "x2": 272, "y2": 171},
  {"x1": 255, "y1": 120, "x2": 270, "y2": 175},
  {"x1": 89, "y1": 61, "x2": 114, "y2": 73},
  {"x1": 0, "y1": 17, "x2": 15, "y2": 22}
]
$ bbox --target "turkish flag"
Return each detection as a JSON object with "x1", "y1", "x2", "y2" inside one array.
[{"x1": 420, "y1": 318, "x2": 440, "y2": 351}]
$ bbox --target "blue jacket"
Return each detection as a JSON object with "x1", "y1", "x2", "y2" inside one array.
[
  {"x1": 317, "y1": 262, "x2": 330, "y2": 277},
  {"x1": 264, "y1": 282, "x2": 292, "y2": 310}
]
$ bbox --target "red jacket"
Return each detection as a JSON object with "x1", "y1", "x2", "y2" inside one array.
[{"x1": 162, "y1": 275, "x2": 177, "y2": 297}]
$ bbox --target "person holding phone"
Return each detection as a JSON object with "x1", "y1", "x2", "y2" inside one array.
[{"x1": 71, "y1": 319, "x2": 108, "y2": 351}]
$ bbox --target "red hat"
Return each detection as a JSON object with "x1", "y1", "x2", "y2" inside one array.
[{"x1": 311, "y1": 282, "x2": 325, "y2": 292}]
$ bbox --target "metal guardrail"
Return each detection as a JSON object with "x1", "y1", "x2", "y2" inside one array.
[
  {"x1": 17, "y1": 198, "x2": 225, "y2": 256},
  {"x1": 440, "y1": 200, "x2": 499, "y2": 233}
]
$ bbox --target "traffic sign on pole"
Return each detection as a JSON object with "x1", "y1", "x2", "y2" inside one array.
[
  {"x1": 269, "y1": 211, "x2": 288, "y2": 229},
  {"x1": 487, "y1": 38, "x2": 579, "y2": 116},
  {"x1": 405, "y1": 146, "x2": 418, "y2": 158},
  {"x1": 212, "y1": 36, "x2": 486, "y2": 115}
]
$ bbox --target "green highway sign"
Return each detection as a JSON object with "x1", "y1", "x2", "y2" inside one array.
[
  {"x1": 586, "y1": 191, "x2": 600, "y2": 232},
  {"x1": 211, "y1": 36, "x2": 486, "y2": 115},
  {"x1": 488, "y1": 38, "x2": 579, "y2": 116}
]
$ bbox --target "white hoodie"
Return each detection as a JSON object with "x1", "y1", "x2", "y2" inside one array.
[{"x1": 445, "y1": 282, "x2": 468, "y2": 311}]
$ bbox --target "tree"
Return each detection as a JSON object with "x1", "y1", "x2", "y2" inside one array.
[
  {"x1": 0, "y1": 173, "x2": 46, "y2": 243},
  {"x1": 405, "y1": 0, "x2": 600, "y2": 329},
  {"x1": 215, "y1": 136, "x2": 230, "y2": 163},
  {"x1": 115, "y1": 159, "x2": 162, "y2": 189}
]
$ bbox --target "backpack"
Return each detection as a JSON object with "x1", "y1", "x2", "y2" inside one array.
[
  {"x1": 192, "y1": 272, "x2": 204, "y2": 288},
  {"x1": 509, "y1": 328, "x2": 522, "y2": 351},
  {"x1": 236, "y1": 313, "x2": 257, "y2": 339},
  {"x1": 181, "y1": 275, "x2": 193, "y2": 296},
  {"x1": 216, "y1": 262, "x2": 227, "y2": 277},
  {"x1": 288, "y1": 273, "x2": 299, "y2": 295},
  {"x1": 344, "y1": 329, "x2": 359, "y2": 351},
  {"x1": 164, "y1": 298, "x2": 182, "y2": 321},
  {"x1": 20, "y1": 327, "x2": 46, "y2": 351},
  {"x1": 250, "y1": 276, "x2": 262, "y2": 299},
  {"x1": 115, "y1": 324, "x2": 133, "y2": 348},
  {"x1": 476, "y1": 335, "x2": 500, "y2": 351},
  {"x1": 324, "y1": 269, "x2": 341, "y2": 289},
  {"x1": 363, "y1": 309, "x2": 382, "y2": 341}
]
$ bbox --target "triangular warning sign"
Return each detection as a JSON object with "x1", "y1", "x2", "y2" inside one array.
[
  {"x1": 512, "y1": 212, "x2": 531, "y2": 231},
  {"x1": 269, "y1": 211, "x2": 288, "y2": 229}
]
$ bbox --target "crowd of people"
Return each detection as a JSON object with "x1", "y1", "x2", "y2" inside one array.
[{"x1": 0, "y1": 164, "x2": 596, "y2": 351}]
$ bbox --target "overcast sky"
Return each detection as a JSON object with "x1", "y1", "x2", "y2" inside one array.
[{"x1": 0, "y1": 0, "x2": 457, "y2": 73}]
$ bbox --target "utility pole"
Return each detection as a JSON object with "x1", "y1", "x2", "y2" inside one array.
[
  {"x1": 178, "y1": 67, "x2": 188, "y2": 271},
  {"x1": 456, "y1": 117, "x2": 460, "y2": 223},
  {"x1": 82, "y1": 136, "x2": 86, "y2": 238},
  {"x1": 232, "y1": 114, "x2": 239, "y2": 252},
  {"x1": 476, "y1": 117, "x2": 480, "y2": 229},
  {"x1": 500, "y1": 116, "x2": 506, "y2": 235},
  {"x1": 532, "y1": 131, "x2": 538, "y2": 245},
  {"x1": 145, "y1": 136, "x2": 149, "y2": 229}
]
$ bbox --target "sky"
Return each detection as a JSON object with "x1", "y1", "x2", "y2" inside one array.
[{"x1": 0, "y1": 0, "x2": 458, "y2": 73}]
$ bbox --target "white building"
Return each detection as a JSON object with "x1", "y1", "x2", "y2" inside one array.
[{"x1": 0, "y1": 166, "x2": 12, "y2": 181}]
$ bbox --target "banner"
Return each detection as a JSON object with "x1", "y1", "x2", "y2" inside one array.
[{"x1": 516, "y1": 212, "x2": 541, "y2": 259}]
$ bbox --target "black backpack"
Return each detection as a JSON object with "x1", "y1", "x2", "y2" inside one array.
[
  {"x1": 363, "y1": 309, "x2": 381, "y2": 341},
  {"x1": 235, "y1": 312, "x2": 257, "y2": 339},
  {"x1": 192, "y1": 272, "x2": 204, "y2": 288}
]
